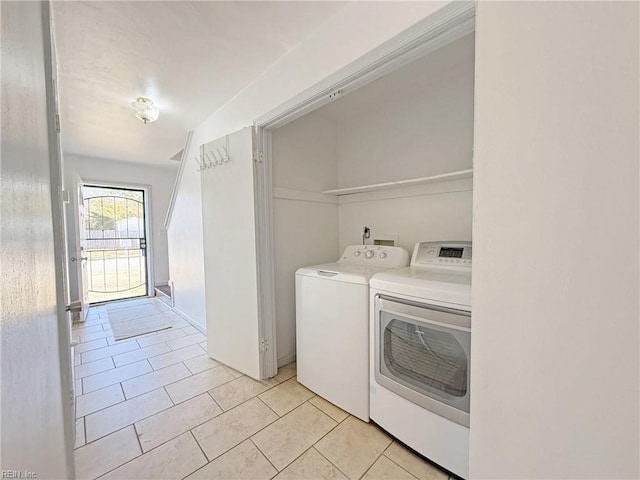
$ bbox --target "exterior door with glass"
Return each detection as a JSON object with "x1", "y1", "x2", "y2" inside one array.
[{"x1": 81, "y1": 185, "x2": 148, "y2": 304}]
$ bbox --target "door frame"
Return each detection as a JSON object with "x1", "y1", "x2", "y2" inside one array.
[
  {"x1": 42, "y1": 0, "x2": 75, "y2": 475},
  {"x1": 72, "y1": 173, "x2": 90, "y2": 319},
  {"x1": 76, "y1": 180, "x2": 155, "y2": 303},
  {"x1": 252, "y1": 2, "x2": 476, "y2": 378}
]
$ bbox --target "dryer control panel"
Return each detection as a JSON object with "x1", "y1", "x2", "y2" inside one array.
[{"x1": 411, "y1": 241, "x2": 472, "y2": 269}]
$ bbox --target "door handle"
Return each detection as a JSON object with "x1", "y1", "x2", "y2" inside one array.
[{"x1": 70, "y1": 256, "x2": 88, "y2": 262}]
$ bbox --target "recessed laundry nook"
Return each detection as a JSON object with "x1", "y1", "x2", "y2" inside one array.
[
  {"x1": 269, "y1": 32, "x2": 475, "y2": 368},
  {"x1": 5, "y1": 1, "x2": 638, "y2": 480}
]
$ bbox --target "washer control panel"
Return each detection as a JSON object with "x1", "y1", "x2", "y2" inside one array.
[
  {"x1": 339, "y1": 245, "x2": 409, "y2": 267},
  {"x1": 411, "y1": 241, "x2": 472, "y2": 269}
]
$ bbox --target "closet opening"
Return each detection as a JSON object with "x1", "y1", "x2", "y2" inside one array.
[{"x1": 261, "y1": 28, "x2": 475, "y2": 369}]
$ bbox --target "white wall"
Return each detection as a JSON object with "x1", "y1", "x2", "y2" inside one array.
[
  {"x1": 335, "y1": 34, "x2": 475, "y2": 188},
  {"x1": 272, "y1": 113, "x2": 340, "y2": 364},
  {"x1": 272, "y1": 113, "x2": 338, "y2": 192},
  {"x1": 1, "y1": 2, "x2": 72, "y2": 477},
  {"x1": 166, "y1": 1, "x2": 447, "y2": 333},
  {"x1": 339, "y1": 184, "x2": 473, "y2": 254},
  {"x1": 470, "y1": 2, "x2": 639, "y2": 478},
  {"x1": 64, "y1": 154, "x2": 177, "y2": 302},
  {"x1": 334, "y1": 33, "x2": 474, "y2": 252},
  {"x1": 166, "y1": 133, "x2": 207, "y2": 328}
]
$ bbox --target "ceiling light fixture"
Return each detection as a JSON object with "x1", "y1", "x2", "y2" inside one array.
[{"x1": 131, "y1": 97, "x2": 159, "y2": 124}]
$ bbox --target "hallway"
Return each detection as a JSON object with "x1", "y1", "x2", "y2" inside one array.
[{"x1": 72, "y1": 298, "x2": 452, "y2": 480}]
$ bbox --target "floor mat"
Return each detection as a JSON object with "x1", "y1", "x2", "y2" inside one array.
[{"x1": 109, "y1": 311, "x2": 173, "y2": 341}]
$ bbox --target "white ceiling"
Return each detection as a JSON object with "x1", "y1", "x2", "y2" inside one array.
[{"x1": 52, "y1": 1, "x2": 346, "y2": 166}]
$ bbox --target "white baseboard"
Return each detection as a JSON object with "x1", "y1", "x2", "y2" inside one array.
[
  {"x1": 171, "y1": 306, "x2": 206, "y2": 335},
  {"x1": 277, "y1": 353, "x2": 296, "y2": 368}
]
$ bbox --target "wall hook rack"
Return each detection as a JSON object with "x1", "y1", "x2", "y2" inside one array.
[{"x1": 197, "y1": 135, "x2": 231, "y2": 172}]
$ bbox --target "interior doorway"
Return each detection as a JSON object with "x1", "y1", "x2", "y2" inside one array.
[{"x1": 81, "y1": 184, "x2": 149, "y2": 303}]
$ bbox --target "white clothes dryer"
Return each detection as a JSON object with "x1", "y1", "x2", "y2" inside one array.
[
  {"x1": 369, "y1": 241, "x2": 472, "y2": 478},
  {"x1": 296, "y1": 245, "x2": 409, "y2": 421}
]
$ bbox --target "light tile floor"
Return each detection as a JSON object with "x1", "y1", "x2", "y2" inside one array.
[{"x1": 73, "y1": 297, "x2": 454, "y2": 480}]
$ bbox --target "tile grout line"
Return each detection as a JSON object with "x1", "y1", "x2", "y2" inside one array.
[
  {"x1": 155, "y1": 365, "x2": 241, "y2": 404},
  {"x1": 122, "y1": 362, "x2": 213, "y2": 402},
  {"x1": 248, "y1": 437, "x2": 280, "y2": 474},
  {"x1": 162, "y1": 385, "x2": 176, "y2": 406},
  {"x1": 83, "y1": 388, "x2": 218, "y2": 449},
  {"x1": 255, "y1": 395, "x2": 283, "y2": 419},
  {"x1": 74, "y1": 381, "x2": 127, "y2": 421},
  {"x1": 79, "y1": 384, "x2": 175, "y2": 438},
  {"x1": 75, "y1": 361, "x2": 117, "y2": 381},
  {"x1": 78, "y1": 425, "x2": 144, "y2": 479},
  {"x1": 82, "y1": 415, "x2": 87, "y2": 448},
  {"x1": 181, "y1": 357, "x2": 223, "y2": 376},
  {"x1": 205, "y1": 390, "x2": 223, "y2": 412},
  {"x1": 147, "y1": 347, "x2": 207, "y2": 371},
  {"x1": 251, "y1": 400, "x2": 343, "y2": 476},
  {"x1": 82, "y1": 359, "x2": 154, "y2": 395},
  {"x1": 356, "y1": 436, "x2": 394, "y2": 480},
  {"x1": 76, "y1": 341, "x2": 112, "y2": 357},
  {"x1": 137, "y1": 394, "x2": 225, "y2": 454},
  {"x1": 181, "y1": 431, "x2": 211, "y2": 480},
  {"x1": 132, "y1": 422, "x2": 144, "y2": 455},
  {"x1": 206, "y1": 377, "x2": 278, "y2": 412},
  {"x1": 288, "y1": 403, "x2": 351, "y2": 476},
  {"x1": 80, "y1": 341, "x2": 142, "y2": 364},
  {"x1": 118, "y1": 381, "x2": 125, "y2": 400},
  {"x1": 187, "y1": 395, "x2": 285, "y2": 465},
  {"x1": 83, "y1": 349, "x2": 216, "y2": 398},
  {"x1": 82, "y1": 399, "x2": 174, "y2": 446},
  {"x1": 112, "y1": 341, "x2": 176, "y2": 368},
  {"x1": 381, "y1": 451, "x2": 423, "y2": 480},
  {"x1": 77, "y1": 355, "x2": 255, "y2": 424},
  {"x1": 312, "y1": 445, "x2": 353, "y2": 480}
]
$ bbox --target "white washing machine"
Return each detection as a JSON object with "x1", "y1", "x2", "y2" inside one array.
[
  {"x1": 369, "y1": 241, "x2": 472, "y2": 478},
  {"x1": 296, "y1": 245, "x2": 409, "y2": 421}
]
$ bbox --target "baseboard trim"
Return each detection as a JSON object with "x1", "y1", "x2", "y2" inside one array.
[
  {"x1": 277, "y1": 353, "x2": 296, "y2": 368},
  {"x1": 171, "y1": 306, "x2": 206, "y2": 335}
]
